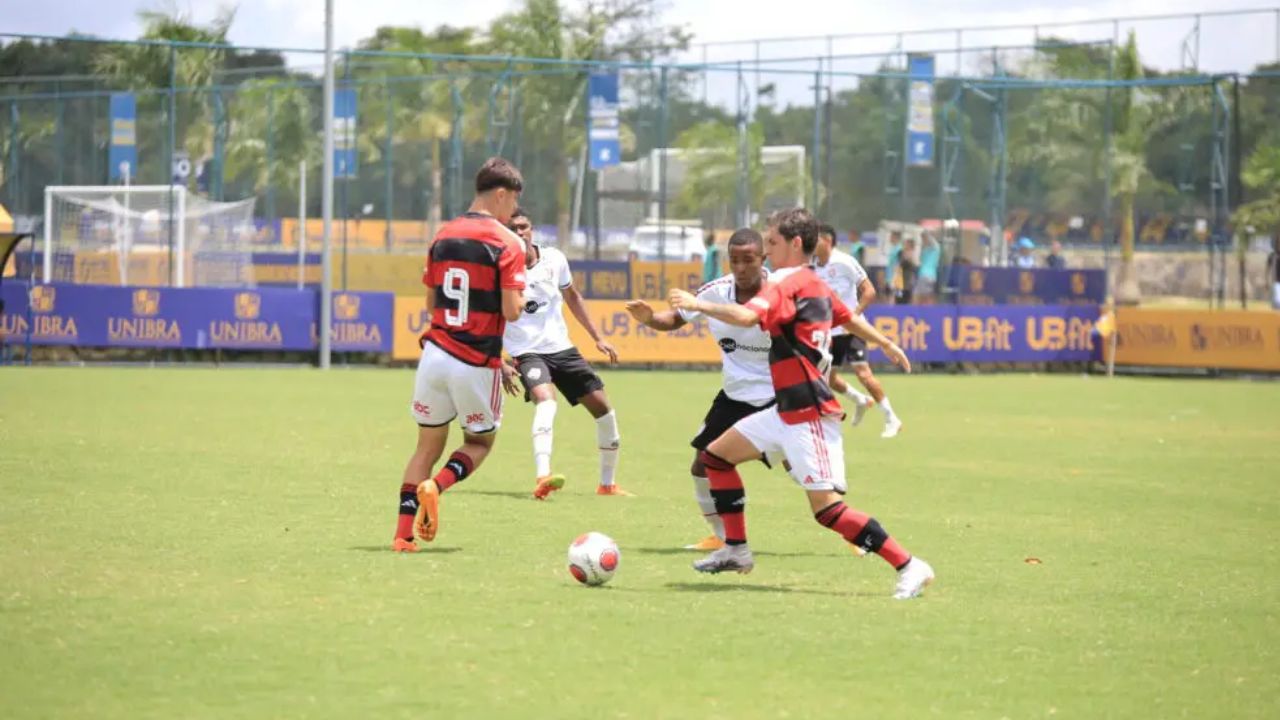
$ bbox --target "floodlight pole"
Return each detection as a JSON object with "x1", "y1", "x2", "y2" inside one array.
[{"x1": 320, "y1": 0, "x2": 335, "y2": 369}]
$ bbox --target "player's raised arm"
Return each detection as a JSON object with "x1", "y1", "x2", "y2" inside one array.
[
  {"x1": 561, "y1": 282, "x2": 618, "y2": 364},
  {"x1": 625, "y1": 299, "x2": 688, "y2": 332},
  {"x1": 668, "y1": 288, "x2": 759, "y2": 328}
]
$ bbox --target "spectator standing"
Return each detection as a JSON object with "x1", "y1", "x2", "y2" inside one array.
[{"x1": 1046, "y1": 239, "x2": 1066, "y2": 270}]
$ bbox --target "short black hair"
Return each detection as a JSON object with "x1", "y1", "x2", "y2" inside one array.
[
  {"x1": 509, "y1": 206, "x2": 529, "y2": 221},
  {"x1": 727, "y1": 227, "x2": 763, "y2": 250},
  {"x1": 817, "y1": 223, "x2": 836, "y2": 240},
  {"x1": 768, "y1": 208, "x2": 820, "y2": 254},
  {"x1": 475, "y1": 157, "x2": 524, "y2": 194}
]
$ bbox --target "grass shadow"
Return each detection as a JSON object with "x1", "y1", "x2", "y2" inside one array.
[
  {"x1": 461, "y1": 490, "x2": 536, "y2": 501},
  {"x1": 348, "y1": 545, "x2": 463, "y2": 554},
  {"x1": 632, "y1": 546, "x2": 840, "y2": 559},
  {"x1": 663, "y1": 581, "x2": 861, "y2": 597}
]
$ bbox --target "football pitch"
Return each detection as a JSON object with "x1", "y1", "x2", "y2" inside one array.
[{"x1": 1, "y1": 366, "x2": 1277, "y2": 718}]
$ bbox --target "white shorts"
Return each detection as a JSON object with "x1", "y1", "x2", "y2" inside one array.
[
  {"x1": 410, "y1": 341, "x2": 504, "y2": 434},
  {"x1": 733, "y1": 406, "x2": 847, "y2": 493},
  {"x1": 1272, "y1": 282, "x2": 1280, "y2": 309}
]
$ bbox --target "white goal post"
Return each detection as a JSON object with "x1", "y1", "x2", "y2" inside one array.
[{"x1": 43, "y1": 185, "x2": 257, "y2": 288}]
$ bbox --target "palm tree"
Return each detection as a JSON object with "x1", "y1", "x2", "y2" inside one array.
[
  {"x1": 354, "y1": 26, "x2": 486, "y2": 230},
  {"x1": 94, "y1": 7, "x2": 235, "y2": 187}
]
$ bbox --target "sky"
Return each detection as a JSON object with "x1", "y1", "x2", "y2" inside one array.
[{"x1": 5, "y1": 0, "x2": 1279, "y2": 76}]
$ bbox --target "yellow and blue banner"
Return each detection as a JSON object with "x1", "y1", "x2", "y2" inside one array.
[
  {"x1": 1107, "y1": 308, "x2": 1280, "y2": 372},
  {"x1": 0, "y1": 283, "x2": 392, "y2": 352},
  {"x1": 108, "y1": 93, "x2": 137, "y2": 180},
  {"x1": 906, "y1": 55, "x2": 935, "y2": 167}
]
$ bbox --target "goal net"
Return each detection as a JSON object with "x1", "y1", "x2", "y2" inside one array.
[{"x1": 43, "y1": 185, "x2": 258, "y2": 288}]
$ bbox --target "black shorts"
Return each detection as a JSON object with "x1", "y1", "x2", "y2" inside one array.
[
  {"x1": 514, "y1": 348, "x2": 604, "y2": 405},
  {"x1": 691, "y1": 390, "x2": 776, "y2": 452},
  {"x1": 831, "y1": 334, "x2": 867, "y2": 366}
]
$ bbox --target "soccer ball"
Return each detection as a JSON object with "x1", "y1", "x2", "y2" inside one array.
[{"x1": 567, "y1": 532, "x2": 620, "y2": 586}]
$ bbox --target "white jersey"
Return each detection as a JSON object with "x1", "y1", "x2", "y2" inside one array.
[
  {"x1": 678, "y1": 271, "x2": 775, "y2": 406},
  {"x1": 503, "y1": 245, "x2": 575, "y2": 357},
  {"x1": 812, "y1": 248, "x2": 868, "y2": 336}
]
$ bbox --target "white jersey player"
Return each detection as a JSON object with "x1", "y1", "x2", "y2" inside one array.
[
  {"x1": 500, "y1": 208, "x2": 629, "y2": 499},
  {"x1": 625, "y1": 228, "x2": 778, "y2": 551},
  {"x1": 813, "y1": 224, "x2": 904, "y2": 438}
]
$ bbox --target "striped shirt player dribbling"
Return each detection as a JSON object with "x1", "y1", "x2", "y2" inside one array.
[
  {"x1": 667, "y1": 207, "x2": 936, "y2": 599},
  {"x1": 392, "y1": 157, "x2": 528, "y2": 552}
]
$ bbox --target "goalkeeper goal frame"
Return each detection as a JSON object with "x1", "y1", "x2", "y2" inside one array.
[{"x1": 43, "y1": 185, "x2": 189, "y2": 287}]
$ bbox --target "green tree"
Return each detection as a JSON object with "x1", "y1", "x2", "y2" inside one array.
[
  {"x1": 487, "y1": 0, "x2": 688, "y2": 242},
  {"x1": 672, "y1": 120, "x2": 805, "y2": 228}
]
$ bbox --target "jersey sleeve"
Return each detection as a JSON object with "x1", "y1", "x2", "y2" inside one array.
[
  {"x1": 677, "y1": 283, "x2": 718, "y2": 321},
  {"x1": 831, "y1": 292, "x2": 854, "y2": 328},
  {"x1": 745, "y1": 281, "x2": 785, "y2": 333},
  {"x1": 556, "y1": 251, "x2": 573, "y2": 290},
  {"x1": 848, "y1": 257, "x2": 869, "y2": 288},
  {"x1": 497, "y1": 239, "x2": 527, "y2": 291}
]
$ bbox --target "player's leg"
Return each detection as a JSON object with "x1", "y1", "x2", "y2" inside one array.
[
  {"x1": 830, "y1": 336, "x2": 874, "y2": 426},
  {"x1": 852, "y1": 360, "x2": 903, "y2": 438},
  {"x1": 684, "y1": 391, "x2": 768, "y2": 550},
  {"x1": 515, "y1": 354, "x2": 565, "y2": 500},
  {"x1": 691, "y1": 409, "x2": 785, "y2": 574},
  {"x1": 686, "y1": 451, "x2": 725, "y2": 550},
  {"x1": 552, "y1": 349, "x2": 625, "y2": 495},
  {"x1": 788, "y1": 418, "x2": 933, "y2": 598},
  {"x1": 396, "y1": 344, "x2": 458, "y2": 551},
  {"x1": 412, "y1": 358, "x2": 507, "y2": 542}
]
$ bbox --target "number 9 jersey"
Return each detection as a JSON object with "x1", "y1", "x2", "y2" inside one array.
[{"x1": 422, "y1": 212, "x2": 527, "y2": 368}]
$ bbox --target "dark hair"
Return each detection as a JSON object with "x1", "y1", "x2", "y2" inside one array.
[
  {"x1": 509, "y1": 206, "x2": 529, "y2": 221},
  {"x1": 727, "y1": 228, "x2": 763, "y2": 250},
  {"x1": 768, "y1": 208, "x2": 820, "y2": 254},
  {"x1": 475, "y1": 157, "x2": 524, "y2": 194},
  {"x1": 817, "y1": 223, "x2": 836, "y2": 241}
]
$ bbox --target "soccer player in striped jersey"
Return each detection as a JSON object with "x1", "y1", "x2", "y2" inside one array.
[
  {"x1": 499, "y1": 208, "x2": 628, "y2": 499},
  {"x1": 625, "y1": 228, "x2": 773, "y2": 551},
  {"x1": 393, "y1": 157, "x2": 527, "y2": 552},
  {"x1": 813, "y1": 224, "x2": 904, "y2": 438},
  {"x1": 668, "y1": 208, "x2": 935, "y2": 599}
]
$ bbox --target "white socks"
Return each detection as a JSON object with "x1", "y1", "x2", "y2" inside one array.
[
  {"x1": 532, "y1": 400, "x2": 557, "y2": 478},
  {"x1": 843, "y1": 384, "x2": 872, "y2": 406},
  {"x1": 878, "y1": 396, "x2": 897, "y2": 419},
  {"x1": 692, "y1": 475, "x2": 725, "y2": 540},
  {"x1": 595, "y1": 410, "x2": 620, "y2": 487}
]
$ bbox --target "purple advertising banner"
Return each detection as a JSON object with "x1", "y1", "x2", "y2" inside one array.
[
  {"x1": 861, "y1": 304, "x2": 1101, "y2": 363},
  {"x1": 0, "y1": 283, "x2": 392, "y2": 353}
]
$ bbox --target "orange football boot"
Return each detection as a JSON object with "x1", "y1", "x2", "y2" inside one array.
[
  {"x1": 414, "y1": 480, "x2": 441, "y2": 542},
  {"x1": 533, "y1": 474, "x2": 566, "y2": 500}
]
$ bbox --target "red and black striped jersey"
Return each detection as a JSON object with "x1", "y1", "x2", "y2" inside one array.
[
  {"x1": 745, "y1": 266, "x2": 853, "y2": 424},
  {"x1": 422, "y1": 213, "x2": 526, "y2": 368}
]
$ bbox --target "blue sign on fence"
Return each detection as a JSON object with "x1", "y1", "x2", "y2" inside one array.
[
  {"x1": 0, "y1": 283, "x2": 392, "y2": 353},
  {"x1": 108, "y1": 93, "x2": 137, "y2": 181},
  {"x1": 905, "y1": 55, "x2": 935, "y2": 167},
  {"x1": 587, "y1": 73, "x2": 621, "y2": 170},
  {"x1": 863, "y1": 304, "x2": 1100, "y2": 363},
  {"x1": 334, "y1": 88, "x2": 358, "y2": 180}
]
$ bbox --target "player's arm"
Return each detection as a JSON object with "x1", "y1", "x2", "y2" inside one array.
[
  {"x1": 839, "y1": 314, "x2": 911, "y2": 372},
  {"x1": 498, "y1": 242, "x2": 527, "y2": 323},
  {"x1": 562, "y1": 283, "x2": 619, "y2": 364},
  {"x1": 625, "y1": 300, "x2": 688, "y2": 331},
  {"x1": 854, "y1": 277, "x2": 876, "y2": 316},
  {"x1": 668, "y1": 288, "x2": 759, "y2": 327}
]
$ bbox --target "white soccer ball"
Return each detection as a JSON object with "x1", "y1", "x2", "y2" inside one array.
[{"x1": 567, "y1": 531, "x2": 620, "y2": 586}]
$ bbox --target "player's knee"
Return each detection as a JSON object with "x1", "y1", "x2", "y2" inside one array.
[
  {"x1": 698, "y1": 449, "x2": 734, "y2": 473},
  {"x1": 690, "y1": 457, "x2": 706, "y2": 477}
]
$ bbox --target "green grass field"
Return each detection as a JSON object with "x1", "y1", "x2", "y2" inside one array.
[{"x1": 2, "y1": 367, "x2": 1278, "y2": 718}]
